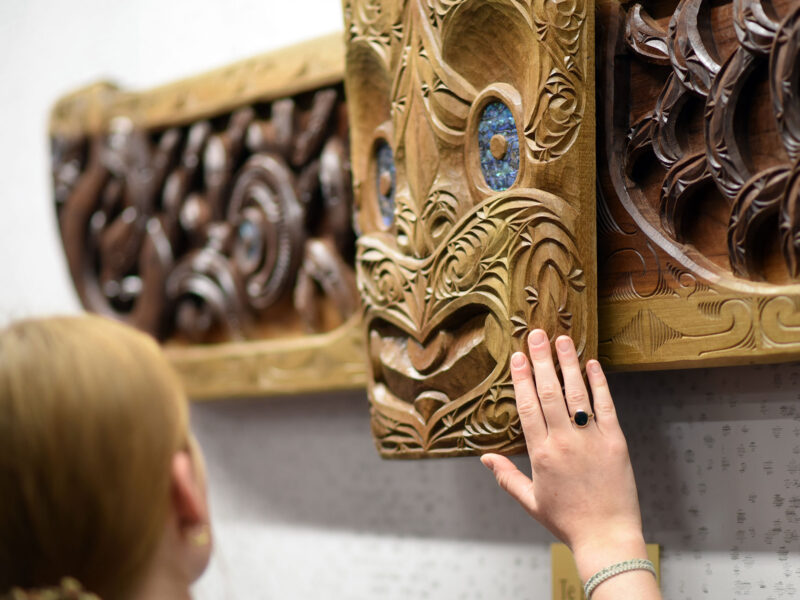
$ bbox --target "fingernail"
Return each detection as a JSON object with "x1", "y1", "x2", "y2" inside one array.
[
  {"x1": 511, "y1": 352, "x2": 526, "y2": 368},
  {"x1": 556, "y1": 336, "x2": 571, "y2": 352},
  {"x1": 529, "y1": 329, "x2": 546, "y2": 346},
  {"x1": 480, "y1": 455, "x2": 495, "y2": 471},
  {"x1": 589, "y1": 360, "x2": 602, "y2": 374}
]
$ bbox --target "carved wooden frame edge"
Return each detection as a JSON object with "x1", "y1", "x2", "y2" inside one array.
[
  {"x1": 50, "y1": 32, "x2": 347, "y2": 136},
  {"x1": 165, "y1": 314, "x2": 367, "y2": 400}
]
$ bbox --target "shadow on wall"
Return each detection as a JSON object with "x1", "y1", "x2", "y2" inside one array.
[
  {"x1": 191, "y1": 360, "x2": 800, "y2": 554},
  {"x1": 191, "y1": 390, "x2": 554, "y2": 545}
]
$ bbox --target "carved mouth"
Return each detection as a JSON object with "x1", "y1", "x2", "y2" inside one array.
[{"x1": 367, "y1": 308, "x2": 504, "y2": 422}]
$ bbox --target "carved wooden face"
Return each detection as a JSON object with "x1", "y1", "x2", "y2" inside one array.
[{"x1": 343, "y1": 0, "x2": 596, "y2": 457}]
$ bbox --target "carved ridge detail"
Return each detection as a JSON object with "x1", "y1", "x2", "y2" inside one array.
[
  {"x1": 597, "y1": 0, "x2": 800, "y2": 369},
  {"x1": 733, "y1": 0, "x2": 780, "y2": 55},
  {"x1": 770, "y1": 6, "x2": 800, "y2": 161},
  {"x1": 660, "y1": 152, "x2": 712, "y2": 239},
  {"x1": 704, "y1": 46, "x2": 758, "y2": 201},
  {"x1": 780, "y1": 160, "x2": 800, "y2": 277},
  {"x1": 625, "y1": 4, "x2": 671, "y2": 64},
  {"x1": 727, "y1": 166, "x2": 790, "y2": 278},
  {"x1": 653, "y1": 73, "x2": 691, "y2": 169},
  {"x1": 667, "y1": 0, "x2": 721, "y2": 97}
]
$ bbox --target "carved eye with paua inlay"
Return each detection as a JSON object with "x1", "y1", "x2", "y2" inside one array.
[
  {"x1": 373, "y1": 139, "x2": 396, "y2": 226},
  {"x1": 465, "y1": 84, "x2": 526, "y2": 197},
  {"x1": 477, "y1": 100, "x2": 520, "y2": 191}
]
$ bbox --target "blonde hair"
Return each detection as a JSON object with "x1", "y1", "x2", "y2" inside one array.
[
  {"x1": 0, "y1": 315, "x2": 190, "y2": 599},
  {"x1": 4, "y1": 577, "x2": 99, "y2": 600}
]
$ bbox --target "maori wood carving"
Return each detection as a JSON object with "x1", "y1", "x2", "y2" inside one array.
[
  {"x1": 598, "y1": 0, "x2": 800, "y2": 368},
  {"x1": 51, "y1": 34, "x2": 367, "y2": 399},
  {"x1": 343, "y1": 0, "x2": 597, "y2": 457}
]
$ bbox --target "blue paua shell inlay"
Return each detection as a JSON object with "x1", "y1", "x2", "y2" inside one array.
[
  {"x1": 375, "y1": 141, "x2": 396, "y2": 226},
  {"x1": 477, "y1": 101, "x2": 519, "y2": 191},
  {"x1": 238, "y1": 220, "x2": 261, "y2": 262}
]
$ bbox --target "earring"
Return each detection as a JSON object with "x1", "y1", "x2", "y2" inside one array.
[{"x1": 189, "y1": 523, "x2": 211, "y2": 547}]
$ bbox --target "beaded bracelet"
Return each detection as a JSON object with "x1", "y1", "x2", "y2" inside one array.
[{"x1": 583, "y1": 558, "x2": 656, "y2": 598}]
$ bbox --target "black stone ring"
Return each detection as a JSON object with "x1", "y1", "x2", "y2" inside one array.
[{"x1": 571, "y1": 410, "x2": 594, "y2": 428}]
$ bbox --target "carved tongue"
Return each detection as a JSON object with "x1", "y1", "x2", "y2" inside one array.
[
  {"x1": 413, "y1": 390, "x2": 449, "y2": 422},
  {"x1": 408, "y1": 329, "x2": 452, "y2": 374}
]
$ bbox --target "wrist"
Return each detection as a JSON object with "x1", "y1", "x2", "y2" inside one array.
[{"x1": 571, "y1": 529, "x2": 648, "y2": 583}]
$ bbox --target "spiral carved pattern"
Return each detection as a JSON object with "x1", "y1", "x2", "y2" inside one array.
[{"x1": 54, "y1": 86, "x2": 358, "y2": 343}]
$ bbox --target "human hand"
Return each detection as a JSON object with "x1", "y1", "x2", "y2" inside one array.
[{"x1": 481, "y1": 330, "x2": 648, "y2": 585}]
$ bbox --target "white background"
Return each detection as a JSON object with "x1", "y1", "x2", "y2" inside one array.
[{"x1": 1, "y1": 2, "x2": 799, "y2": 598}]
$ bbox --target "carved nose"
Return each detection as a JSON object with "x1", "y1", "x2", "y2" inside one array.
[
  {"x1": 413, "y1": 390, "x2": 448, "y2": 423},
  {"x1": 393, "y1": 195, "x2": 437, "y2": 259},
  {"x1": 407, "y1": 329, "x2": 453, "y2": 374}
]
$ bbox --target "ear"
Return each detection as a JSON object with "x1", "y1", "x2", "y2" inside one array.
[
  {"x1": 170, "y1": 447, "x2": 212, "y2": 582},
  {"x1": 170, "y1": 449, "x2": 208, "y2": 531}
]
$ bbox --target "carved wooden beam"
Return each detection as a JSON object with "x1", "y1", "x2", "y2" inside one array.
[
  {"x1": 597, "y1": 0, "x2": 800, "y2": 369},
  {"x1": 342, "y1": 0, "x2": 597, "y2": 457},
  {"x1": 51, "y1": 34, "x2": 367, "y2": 399}
]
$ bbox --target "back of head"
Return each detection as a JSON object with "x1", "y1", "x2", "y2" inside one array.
[{"x1": 0, "y1": 315, "x2": 189, "y2": 599}]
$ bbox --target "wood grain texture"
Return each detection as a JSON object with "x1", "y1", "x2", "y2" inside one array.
[
  {"x1": 50, "y1": 34, "x2": 367, "y2": 399},
  {"x1": 166, "y1": 314, "x2": 366, "y2": 400},
  {"x1": 343, "y1": 0, "x2": 597, "y2": 457},
  {"x1": 49, "y1": 33, "x2": 346, "y2": 137},
  {"x1": 597, "y1": 0, "x2": 800, "y2": 370}
]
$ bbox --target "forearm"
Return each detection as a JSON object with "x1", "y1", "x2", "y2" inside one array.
[{"x1": 572, "y1": 533, "x2": 661, "y2": 600}]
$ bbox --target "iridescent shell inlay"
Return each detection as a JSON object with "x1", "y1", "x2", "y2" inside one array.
[
  {"x1": 478, "y1": 101, "x2": 519, "y2": 191},
  {"x1": 375, "y1": 141, "x2": 396, "y2": 226}
]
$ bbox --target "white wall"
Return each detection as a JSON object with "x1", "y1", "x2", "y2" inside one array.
[{"x1": 1, "y1": 2, "x2": 799, "y2": 599}]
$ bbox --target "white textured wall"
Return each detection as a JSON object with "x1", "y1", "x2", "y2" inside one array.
[
  {"x1": 1, "y1": 2, "x2": 799, "y2": 599},
  {"x1": 189, "y1": 365, "x2": 800, "y2": 600}
]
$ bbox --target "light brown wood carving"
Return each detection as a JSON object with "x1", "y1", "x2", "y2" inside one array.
[
  {"x1": 343, "y1": 0, "x2": 597, "y2": 457},
  {"x1": 50, "y1": 34, "x2": 367, "y2": 399},
  {"x1": 598, "y1": 0, "x2": 800, "y2": 369}
]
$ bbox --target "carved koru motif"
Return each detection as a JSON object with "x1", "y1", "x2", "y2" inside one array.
[
  {"x1": 344, "y1": 0, "x2": 596, "y2": 457},
  {"x1": 597, "y1": 0, "x2": 800, "y2": 368},
  {"x1": 53, "y1": 85, "x2": 358, "y2": 345}
]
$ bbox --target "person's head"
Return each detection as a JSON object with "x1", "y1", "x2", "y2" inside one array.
[{"x1": 0, "y1": 315, "x2": 211, "y2": 599}]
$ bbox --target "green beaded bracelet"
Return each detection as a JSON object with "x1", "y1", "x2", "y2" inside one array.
[{"x1": 583, "y1": 558, "x2": 656, "y2": 598}]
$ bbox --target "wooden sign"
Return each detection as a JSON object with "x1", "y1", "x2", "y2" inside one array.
[
  {"x1": 343, "y1": 0, "x2": 597, "y2": 457},
  {"x1": 50, "y1": 34, "x2": 367, "y2": 399},
  {"x1": 597, "y1": 0, "x2": 800, "y2": 369}
]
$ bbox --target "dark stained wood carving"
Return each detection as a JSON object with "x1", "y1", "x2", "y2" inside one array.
[
  {"x1": 343, "y1": 0, "x2": 596, "y2": 457},
  {"x1": 51, "y1": 35, "x2": 366, "y2": 399},
  {"x1": 597, "y1": 0, "x2": 800, "y2": 369}
]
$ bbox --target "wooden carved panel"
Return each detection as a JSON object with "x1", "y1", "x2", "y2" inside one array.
[
  {"x1": 598, "y1": 0, "x2": 800, "y2": 369},
  {"x1": 343, "y1": 0, "x2": 596, "y2": 457},
  {"x1": 51, "y1": 34, "x2": 367, "y2": 399}
]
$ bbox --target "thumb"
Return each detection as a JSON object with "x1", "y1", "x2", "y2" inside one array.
[{"x1": 481, "y1": 453, "x2": 538, "y2": 516}]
